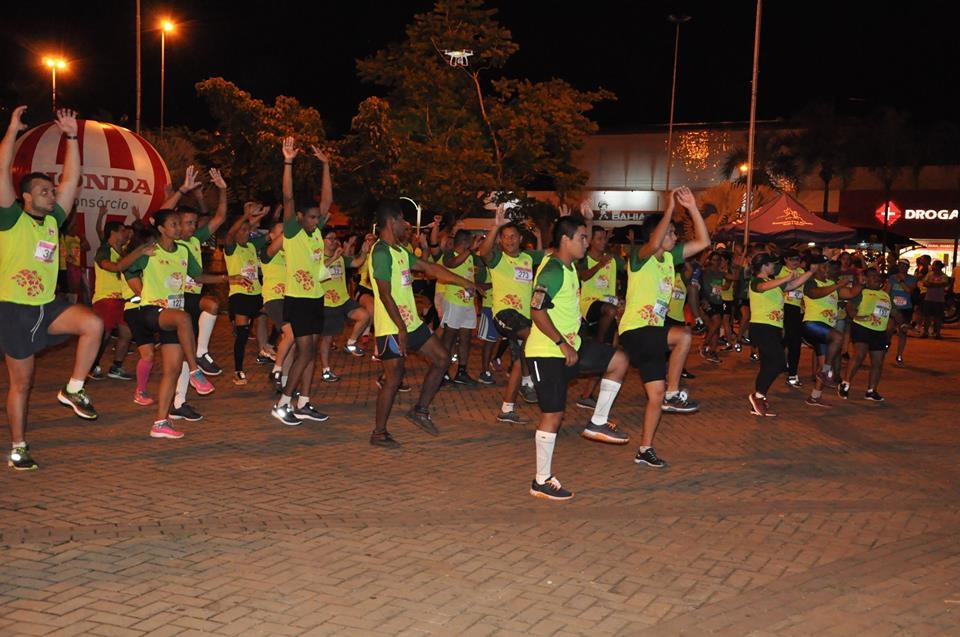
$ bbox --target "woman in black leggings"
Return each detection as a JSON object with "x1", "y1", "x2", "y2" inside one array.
[{"x1": 747, "y1": 252, "x2": 814, "y2": 417}]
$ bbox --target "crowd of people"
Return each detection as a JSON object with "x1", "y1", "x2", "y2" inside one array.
[{"x1": 1, "y1": 107, "x2": 950, "y2": 502}]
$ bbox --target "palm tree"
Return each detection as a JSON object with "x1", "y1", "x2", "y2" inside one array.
[
  {"x1": 785, "y1": 101, "x2": 855, "y2": 220},
  {"x1": 720, "y1": 131, "x2": 800, "y2": 193}
]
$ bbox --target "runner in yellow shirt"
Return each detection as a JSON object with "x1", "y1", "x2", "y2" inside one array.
[
  {"x1": 527, "y1": 215, "x2": 630, "y2": 501},
  {"x1": 839, "y1": 268, "x2": 893, "y2": 402},
  {"x1": 0, "y1": 106, "x2": 103, "y2": 470},
  {"x1": 89, "y1": 220, "x2": 135, "y2": 381},
  {"x1": 270, "y1": 138, "x2": 334, "y2": 426},
  {"x1": 619, "y1": 186, "x2": 710, "y2": 468},
  {"x1": 223, "y1": 205, "x2": 270, "y2": 385},
  {"x1": 318, "y1": 230, "x2": 371, "y2": 382},
  {"x1": 368, "y1": 200, "x2": 480, "y2": 447}
]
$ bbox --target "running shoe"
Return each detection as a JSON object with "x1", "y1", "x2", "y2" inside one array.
[
  {"x1": 57, "y1": 386, "x2": 98, "y2": 420},
  {"x1": 169, "y1": 403, "x2": 203, "y2": 421},
  {"x1": 662, "y1": 391, "x2": 700, "y2": 414},
  {"x1": 107, "y1": 365, "x2": 134, "y2": 381},
  {"x1": 837, "y1": 381, "x2": 850, "y2": 399},
  {"x1": 8, "y1": 444, "x2": 38, "y2": 471},
  {"x1": 271, "y1": 403, "x2": 302, "y2": 426},
  {"x1": 576, "y1": 396, "x2": 597, "y2": 409},
  {"x1": 197, "y1": 352, "x2": 223, "y2": 376},
  {"x1": 322, "y1": 369, "x2": 341, "y2": 383},
  {"x1": 805, "y1": 395, "x2": 832, "y2": 408},
  {"x1": 133, "y1": 390, "x2": 155, "y2": 406},
  {"x1": 786, "y1": 375, "x2": 803, "y2": 388},
  {"x1": 189, "y1": 369, "x2": 215, "y2": 395},
  {"x1": 150, "y1": 421, "x2": 184, "y2": 439},
  {"x1": 87, "y1": 365, "x2": 105, "y2": 381},
  {"x1": 369, "y1": 431, "x2": 401, "y2": 448},
  {"x1": 864, "y1": 390, "x2": 885, "y2": 402},
  {"x1": 634, "y1": 447, "x2": 667, "y2": 468},
  {"x1": 496, "y1": 410, "x2": 529, "y2": 424},
  {"x1": 581, "y1": 421, "x2": 629, "y2": 444},
  {"x1": 344, "y1": 342, "x2": 365, "y2": 357},
  {"x1": 477, "y1": 371, "x2": 495, "y2": 385},
  {"x1": 294, "y1": 403, "x2": 329, "y2": 422},
  {"x1": 529, "y1": 476, "x2": 574, "y2": 501},
  {"x1": 233, "y1": 371, "x2": 248, "y2": 386},
  {"x1": 405, "y1": 407, "x2": 439, "y2": 436},
  {"x1": 519, "y1": 384, "x2": 538, "y2": 404}
]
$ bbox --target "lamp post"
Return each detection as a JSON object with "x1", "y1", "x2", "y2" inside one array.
[
  {"x1": 742, "y1": 0, "x2": 762, "y2": 248},
  {"x1": 160, "y1": 18, "x2": 175, "y2": 139},
  {"x1": 664, "y1": 14, "x2": 691, "y2": 193},
  {"x1": 135, "y1": 0, "x2": 141, "y2": 134},
  {"x1": 43, "y1": 57, "x2": 67, "y2": 113}
]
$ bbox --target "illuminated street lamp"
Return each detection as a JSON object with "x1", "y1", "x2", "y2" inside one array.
[
  {"x1": 664, "y1": 14, "x2": 691, "y2": 192},
  {"x1": 43, "y1": 56, "x2": 67, "y2": 113},
  {"x1": 160, "y1": 18, "x2": 176, "y2": 139}
]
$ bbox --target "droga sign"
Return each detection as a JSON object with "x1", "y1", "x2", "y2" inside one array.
[{"x1": 904, "y1": 208, "x2": 959, "y2": 221}]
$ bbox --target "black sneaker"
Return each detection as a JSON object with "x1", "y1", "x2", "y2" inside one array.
[
  {"x1": 269, "y1": 370, "x2": 283, "y2": 393},
  {"x1": 662, "y1": 391, "x2": 700, "y2": 414},
  {"x1": 581, "y1": 421, "x2": 629, "y2": 445},
  {"x1": 255, "y1": 353, "x2": 274, "y2": 365},
  {"x1": 57, "y1": 387, "x2": 98, "y2": 420},
  {"x1": 895, "y1": 355, "x2": 904, "y2": 367},
  {"x1": 169, "y1": 403, "x2": 204, "y2": 421},
  {"x1": 692, "y1": 319, "x2": 706, "y2": 334},
  {"x1": 837, "y1": 381, "x2": 850, "y2": 399},
  {"x1": 344, "y1": 342, "x2": 365, "y2": 357},
  {"x1": 496, "y1": 410, "x2": 529, "y2": 424},
  {"x1": 680, "y1": 368, "x2": 696, "y2": 379},
  {"x1": 529, "y1": 476, "x2": 574, "y2": 501},
  {"x1": 294, "y1": 403, "x2": 329, "y2": 422},
  {"x1": 8, "y1": 444, "x2": 38, "y2": 471},
  {"x1": 864, "y1": 390, "x2": 885, "y2": 402},
  {"x1": 321, "y1": 369, "x2": 341, "y2": 383},
  {"x1": 87, "y1": 365, "x2": 105, "y2": 381},
  {"x1": 477, "y1": 371, "x2": 495, "y2": 385},
  {"x1": 453, "y1": 370, "x2": 478, "y2": 386},
  {"x1": 634, "y1": 447, "x2": 667, "y2": 468},
  {"x1": 519, "y1": 385, "x2": 538, "y2": 404},
  {"x1": 271, "y1": 403, "x2": 302, "y2": 426},
  {"x1": 405, "y1": 407, "x2": 439, "y2": 436},
  {"x1": 107, "y1": 364, "x2": 134, "y2": 381},
  {"x1": 576, "y1": 396, "x2": 597, "y2": 409},
  {"x1": 197, "y1": 352, "x2": 223, "y2": 376},
  {"x1": 786, "y1": 375, "x2": 803, "y2": 388},
  {"x1": 369, "y1": 431, "x2": 401, "y2": 448}
]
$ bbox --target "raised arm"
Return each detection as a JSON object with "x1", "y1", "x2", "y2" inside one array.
[
  {"x1": 637, "y1": 189, "x2": 678, "y2": 260},
  {"x1": 160, "y1": 165, "x2": 201, "y2": 210},
  {"x1": 204, "y1": 168, "x2": 229, "y2": 235},
  {"x1": 477, "y1": 204, "x2": 509, "y2": 260},
  {"x1": 96, "y1": 204, "x2": 108, "y2": 241},
  {"x1": 675, "y1": 186, "x2": 710, "y2": 259},
  {"x1": 0, "y1": 105, "x2": 28, "y2": 207},
  {"x1": 310, "y1": 145, "x2": 332, "y2": 216},
  {"x1": 281, "y1": 137, "x2": 297, "y2": 222},
  {"x1": 53, "y1": 110, "x2": 81, "y2": 213},
  {"x1": 349, "y1": 233, "x2": 374, "y2": 268}
]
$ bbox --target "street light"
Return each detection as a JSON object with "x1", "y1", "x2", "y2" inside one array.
[
  {"x1": 43, "y1": 56, "x2": 67, "y2": 113},
  {"x1": 664, "y1": 14, "x2": 691, "y2": 193},
  {"x1": 160, "y1": 18, "x2": 176, "y2": 139}
]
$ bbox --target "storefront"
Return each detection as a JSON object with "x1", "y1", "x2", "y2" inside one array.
[{"x1": 838, "y1": 190, "x2": 960, "y2": 275}]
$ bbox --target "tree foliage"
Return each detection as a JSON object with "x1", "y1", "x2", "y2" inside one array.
[
  {"x1": 194, "y1": 78, "x2": 328, "y2": 203},
  {"x1": 349, "y1": 0, "x2": 613, "y2": 218}
]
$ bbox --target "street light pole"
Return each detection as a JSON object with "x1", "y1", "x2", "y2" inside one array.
[
  {"x1": 742, "y1": 0, "x2": 762, "y2": 248},
  {"x1": 136, "y1": 0, "x2": 141, "y2": 134},
  {"x1": 43, "y1": 57, "x2": 66, "y2": 113},
  {"x1": 664, "y1": 14, "x2": 691, "y2": 193},
  {"x1": 160, "y1": 19, "x2": 175, "y2": 140}
]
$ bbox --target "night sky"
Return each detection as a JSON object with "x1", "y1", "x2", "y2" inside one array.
[{"x1": 2, "y1": 1, "x2": 958, "y2": 137}]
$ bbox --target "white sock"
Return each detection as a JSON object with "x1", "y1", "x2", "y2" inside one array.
[
  {"x1": 591, "y1": 379, "x2": 621, "y2": 426},
  {"x1": 196, "y1": 311, "x2": 217, "y2": 356},
  {"x1": 66, "y1": 378, "x2": 85, "y2": 393},
  {"x1": 535, "y1": 430, "x2": 557, "y2": 484},
  {"x1": 272, "y1": 364, "x2": 282, "y2": 373},
  {"x1": 501, "y1": 402, "x2": 515, "y2": 414},
  {"x1": 297, "y1": 395, "x2": 310, "y2": 409},
  {"x1": 639, "y1": 445, "x2": 651, "y2": 453},
  {"x1": 347, "y1": 338, "x2": 357, "y2": 345},
  {"x1": 665, "y1": 390, "x2": 678, "y2": 400},
  {"x1": 522, "y1": 375, "x2": 533, "y2": 388},
  {"x1": 278, "y1": 394, "x2": 292, "y2": 407},
  {"x1": 174, "y1": 363, "x2": 189, "y2": 409},
  {"x1": 12, "y1": 442, "x2": 26, "y2": 450}
]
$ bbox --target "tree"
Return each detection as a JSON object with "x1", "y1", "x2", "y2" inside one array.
[
  {"x1": 352, "y1": 0, "x2": 612, "y2": 217},
  {"x1": 785, "y1": 101, "x2": 855, "y2": 219},
  {"x1": 194, "y1": 78, "x2": 329, "y2": 202},
  {"x1": 720, "y1": 132, "x2": 799, "y2": 193}
]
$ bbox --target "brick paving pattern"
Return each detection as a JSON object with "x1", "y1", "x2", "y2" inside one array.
[{"x1": 1, "y1": 323, "x2": 958, "y2": 636}]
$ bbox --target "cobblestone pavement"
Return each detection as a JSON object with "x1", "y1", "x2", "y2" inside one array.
[{"x1": 1, "y1": 323, "x2": 958, "y2": 636}]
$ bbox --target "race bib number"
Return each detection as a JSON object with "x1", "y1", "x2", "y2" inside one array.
[
  {"x1": 672, "y1": 287, "x2": 685, "y2": 300},
  {"x1": 711, "y1": 285, "x2": 722, "y2": 298},
  {"x1": 514, "y1": 267, "x2": 533, "y2": 283},
  {"x1": 873, "y1": 302, "x2": 891, "y2": 318},
  {"x1": 241, "y1": 265, "x2": 257, "y2": 280},
  {"x1": 167, "y1": 294, "x2": 184, "y2": 310},
  {"x1": 594, "y1": 275, "x2": 609, "y2": 289},
  {"x1": 653, "y1": 299, "x2": 669, "y2": 319},
  {"x1": 788, "y1": 289, "x2": 803, "y2": 301},
  {"x1": 400, "y1": 269, "x2": 412, "y2": 286},
  {"x1": 34, "y1": 240, "x2": 56, "y2": 263},
  {"x1": 602, "y1": 295, "x2": 619, "y2": 306},
  {"x1": 329, "y1": 264, "x2": 343, "y2": 279},
  {"x1": 893, "y1": 296, "x2": 908, "y2": 307}
]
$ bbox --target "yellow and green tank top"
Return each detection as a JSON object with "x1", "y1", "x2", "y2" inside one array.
[
  {"x1": 323, "y1": 254, "x2": 350, "y2": 308},
  {"x1": 369, "y1": 240, "x2": 422, "y2": 336},
  {"x1": 92, "y1": 245, "x2": 126, "y2": 303},
  {"x1": 488, "y1": 250, "x2": 542, "y2": 318},
  {"x1": 525, "y1": 256, "x2": 582, "y2": 358},
  {"x1": 579, "y1": 253, "x2": 621, "y2": 317},
  {"x1": 260, "y1": 247, "x2": 286, "y2": 304},
  {"x1": 0, "y1": 203, "x2": 65, "y2": 305},
  {"x1": 853, "y1": 288, "x2": 892, "y2": 332},
  {"x1": 667, "y1": 272, "x2": 687, "y2": 323},
  {"x1": 749, "y1": 277, "x2": 785, "y2": 328},
  {"x1": 224, "y1": 238, "x2": 264, "y2": 296},
  {"x1": 126, "y1": 242, "x2": 201, "y2": 309},
  {"x1": 441, "y1": 251, "x2": 477, "y2": 308},
  {"x1": 803, "y1": 279, "x2": 838, "y2": 327},
  {"x1": 620, "y1": 246, "x2": 684, "y2": 332}
]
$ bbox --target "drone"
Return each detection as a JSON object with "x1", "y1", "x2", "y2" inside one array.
[{"x1": 443, "y1": 49, "x2": 474, "y2": 67}]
